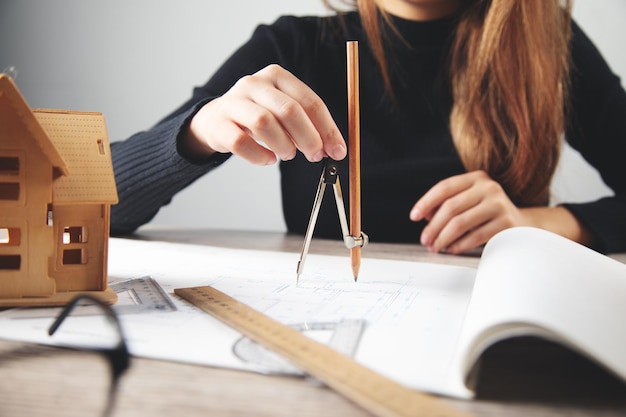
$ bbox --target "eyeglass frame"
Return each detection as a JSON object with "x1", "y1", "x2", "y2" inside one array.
[{"x1": 47, "y1": 294, "x2": 131, "y2": 417}]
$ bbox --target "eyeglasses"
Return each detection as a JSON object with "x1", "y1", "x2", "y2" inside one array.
[{"x1": 0, "y1": 295, "x2": 131, "y2": 417}]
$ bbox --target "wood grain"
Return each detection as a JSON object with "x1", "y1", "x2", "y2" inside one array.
[
  {"x1": 347, "y1": 40, "x2": 361, "y2": 280},
  {"x1": 175, "y1": 286, "x2": 470, "y2": 417}
]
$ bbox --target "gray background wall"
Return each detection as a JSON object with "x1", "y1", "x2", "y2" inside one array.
[{"x1": 0, "y1": 1, "x2": 623, "y2": 232}]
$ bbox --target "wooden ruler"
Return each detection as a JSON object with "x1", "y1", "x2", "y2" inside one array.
[{"x1": 174, "y1": 285, "x2": 471, "y2": 417}]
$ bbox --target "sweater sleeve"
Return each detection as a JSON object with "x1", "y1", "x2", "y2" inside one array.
[
  {"x1": 110, "y1": 101, "x2": 231, "y2": 235},
  {"x1": 562, "y1": 21, "x2": 626, "y2": 253},
  {"x1": 109, "y1": 16, "x2": 305, "y2": 235}
]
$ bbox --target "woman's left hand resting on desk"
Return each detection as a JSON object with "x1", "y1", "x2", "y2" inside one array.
[{"x1": 410, "y1": 170, "x2": 595, "y2": 254}]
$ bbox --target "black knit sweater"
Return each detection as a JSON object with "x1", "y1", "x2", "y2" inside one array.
[{"x1": 110, "y1": 12, "x2": 626, "y2": 253}]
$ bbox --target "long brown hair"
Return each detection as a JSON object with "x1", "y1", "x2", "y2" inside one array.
[{"x1": 324, "y1": 0, "x2": 573, "y2": 206}]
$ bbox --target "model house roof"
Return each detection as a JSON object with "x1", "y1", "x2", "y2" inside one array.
[
  {"x1": 0, "y1": 74, "x2": 118, "y2": 205},
  {"x1": 34, "y1": 109, "x2": 118, "y2": 204},
  {"x1": 0, "y1": 74, "x2": 69, "y2": 175}
]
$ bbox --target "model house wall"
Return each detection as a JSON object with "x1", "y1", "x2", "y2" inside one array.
[{"x1": 0, "y1": 74, "x2": 118, "y2": 306}]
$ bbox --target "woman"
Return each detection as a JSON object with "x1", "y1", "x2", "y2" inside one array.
[{"x1": 111, "y1": 0, "x2": 626, "y2": 254}]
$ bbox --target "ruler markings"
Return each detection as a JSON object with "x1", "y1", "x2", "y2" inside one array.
[{"x1": 174, "y1": 285, "x2": 470, "y2": 417}]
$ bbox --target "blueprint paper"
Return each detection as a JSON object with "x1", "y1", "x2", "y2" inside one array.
[{"x1": 0, "y1": 237, "x2": 477, "y2": 398}]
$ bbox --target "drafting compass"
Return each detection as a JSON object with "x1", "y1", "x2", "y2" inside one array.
[
  {"x1": 296, "y1": 41, "x2": 367, "y2": 283},
  {"x1": 295, "y1": 159, "x2": 368, "y2": 283}
]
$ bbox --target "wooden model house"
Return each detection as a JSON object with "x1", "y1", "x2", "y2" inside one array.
[{"x1": 0, "y1": 74, "x2": 118, "y2": 306}]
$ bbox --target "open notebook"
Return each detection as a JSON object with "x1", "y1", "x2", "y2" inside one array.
[{"x1": 1, "y1": 227, "x2": 625, "y2": 399}]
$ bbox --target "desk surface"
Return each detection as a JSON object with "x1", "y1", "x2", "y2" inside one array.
[{"x1": 2, "y1": 228, "x2": 626, "y2": 417}]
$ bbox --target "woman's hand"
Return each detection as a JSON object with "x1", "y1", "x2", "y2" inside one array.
[
  {"x1": 409, "y1": 170, "x2": 593, "y2": 254},
  {"x1": 182, "y1": 64, "x2": 347, "y2": 165}
]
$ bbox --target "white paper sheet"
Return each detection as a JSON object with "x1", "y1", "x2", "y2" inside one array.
[{"x1": 0, "y1": 237, "x2": 477, "y2": 398}]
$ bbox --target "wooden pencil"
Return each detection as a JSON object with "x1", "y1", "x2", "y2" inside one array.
[{"x1": 347, "y1": 41, "x2": 361, "y2": 281}]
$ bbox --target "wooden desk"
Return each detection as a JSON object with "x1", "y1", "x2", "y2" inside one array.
[{"x1": 2, "y1": 228, "x2": 626, "y2": 417}]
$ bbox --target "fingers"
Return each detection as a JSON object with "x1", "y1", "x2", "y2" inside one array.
[
  {"x1": 423, "y1": 200, "x2": 497, "y2": 254},
  {"x1": 188, "y1": 96, "x2": 280, "y2": 165},
  {"x1": 410, "y1": 171, "x2": 520, "y2": 254},
  {"x1": 230, "y1": 65, "x2": 346, "y2": 163},
  {"x1": 442, "y1": 217, "x2": 509, "y2": 254},
  {"x1": 419, "y1": 190, "x2": 484, "y2": 252},
  {"x1": 256, "y1": 65, "x2": 346, "y2": 161},
  {"x1": 214, "y1": 95, "x2": 294, "y2": 164},
  {"x1": 410, "y1": 173, "x2": 478, "y2": 222},
  {"x1": 187, "y1": 65, "x2": 346, "y2": 166}
]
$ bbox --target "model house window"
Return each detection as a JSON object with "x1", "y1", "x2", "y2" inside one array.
[
  {"x1": 62, "y1": 248, "x2": 86, "y2": 265},
  {"x1": 0, "y1": 156, "x2": 20, "y2": 201},
  {"x1": 47, "y1": 203, "x2": 53, "y2": 226},
  {"x1": 0, "y1": 157, "x2": 19, "y2": 175},
  {"x1": 0, "y1": 255, "x2": 20, "y2": 270},
  {"x1": 0, "y1": 227, "x2": 21, "y2": 245},
  {"x1": 0, "y1": 227, "x2": 21, "y2": 269},
  {"x1": 63, "y1": 226, "x2": 87, "y2": 244},
  {"x1": 97, "y1": 139, "x2": 106, "y2": 155},
  {"x1": 0, "y1": 183, "x2": 19, "y2": 200},
  {"x1": 62, "y1": 226, "x2": 88, "y2": 265}
]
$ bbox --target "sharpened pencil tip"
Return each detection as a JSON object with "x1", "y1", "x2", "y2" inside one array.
[
  {"x1": 296, "y1": 260, "x2": 303, "y2": 285},
  {"x1": 352, "y1": 264, "x2": 360, "y2": 282}
]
